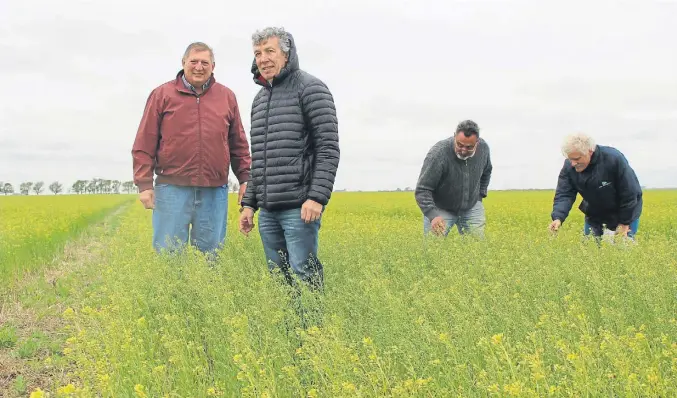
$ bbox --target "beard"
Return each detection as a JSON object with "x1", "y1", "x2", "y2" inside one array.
[{"x1": 456, "y1": 151, "x2": 476, "y2": 161}]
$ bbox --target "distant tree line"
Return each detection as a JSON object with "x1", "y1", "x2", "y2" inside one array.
[{"x1": 0, "y1": 177, "x2": 242, "y2": 196}]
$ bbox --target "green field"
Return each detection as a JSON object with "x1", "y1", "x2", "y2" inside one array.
[{"x1": 1, "y1": 190, "x2": 676, "y2": 397}]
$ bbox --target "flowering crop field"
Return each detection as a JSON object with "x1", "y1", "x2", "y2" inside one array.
[
  {"x1": 3, "y1": 190, "x2": 677, "y2": 397},
  {"x1": 0, "y1": 194, "x2": 134, "y2": 288}
]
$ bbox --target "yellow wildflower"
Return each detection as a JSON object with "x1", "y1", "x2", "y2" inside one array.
[
  {"x1": 29, "y1": 388, "x2": 46, "y2": 398},
  {"x1": 491, "y1": 333, "x2": 503, "y2": 345}
]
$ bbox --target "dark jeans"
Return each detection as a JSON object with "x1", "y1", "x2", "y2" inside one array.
[
  {"x1": 257, "y1": 207, "x2": 323, "y2": 289},
  {"x1": 584, "y1": 217, "x2": 640, "y2": 239}
]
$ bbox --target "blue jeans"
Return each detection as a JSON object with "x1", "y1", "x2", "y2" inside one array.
[
  {"x1": 257, "y1": 207, "x2": 323, "y2": 289},
  {"x1": 152, "y1": 183, "x2": 228, "y2": 254},
  {"x1": 423, "y1": 200, "x2": 486, "y2": 237},
  {"x1": 584, "y1": 217, "x2": 639, "y2": 238}
]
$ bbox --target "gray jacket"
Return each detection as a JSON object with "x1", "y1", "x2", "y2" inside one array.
[
  {"x1": 241, "y1": 32, "x2": 340, "y2": 212},
  {"x1": 415, "y1": 137, "x2": 492, "y2": 220}
]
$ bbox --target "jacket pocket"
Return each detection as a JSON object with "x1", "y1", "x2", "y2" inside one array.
[{"x1": 156, "y1": 137, "x2": 175, "y2": 173}]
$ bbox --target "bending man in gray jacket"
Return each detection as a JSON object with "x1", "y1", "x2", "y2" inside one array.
[{"x1": 415, "y1": 120, "x2": 492, "y2": 237}]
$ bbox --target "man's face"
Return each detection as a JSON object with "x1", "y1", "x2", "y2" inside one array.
[
  {"x1": 454, "y1": 132, "x2": 478, "y2": 160},
  {"x1": 567, "y1": 150, "x2": 593, "y2": 172},
  {"x1": 254, "y1": 36, "x2": 288, "y2": 81},
  {"x1": 182, "y1": 49, "x2": 213, "y2": 88}
]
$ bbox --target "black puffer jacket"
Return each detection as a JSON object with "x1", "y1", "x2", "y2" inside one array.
[{"x1": 241, "y1": 32, "x2": 340, "y2": 212}]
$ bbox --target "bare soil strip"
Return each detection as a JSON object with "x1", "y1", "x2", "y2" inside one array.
[{"x1": 0, "y1": 203, "x2": 131, "y2": 397}]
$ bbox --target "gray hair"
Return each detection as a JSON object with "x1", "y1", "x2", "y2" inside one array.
[
  {"x1": 251, "y1": 27, "x2": 291, "y2": 54},
  {"x1": 182, "y1": 42, "x2": 214, "y2": 64},
  {"x1": 561, "y1": 132, "x2": 596, "y2": 156}
]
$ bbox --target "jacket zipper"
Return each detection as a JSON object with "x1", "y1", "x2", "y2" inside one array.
[
  {"x1": 462, "y1": 159, "x2": 469, "y2": 210},
  {"x1": 263, "y1": 86, "x2": 273, "y2": 209},
  {"x1": 197, "y1": 96, "x2": 203, "y2": 185}
]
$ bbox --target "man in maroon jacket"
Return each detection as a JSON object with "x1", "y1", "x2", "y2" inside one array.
[{"x1": 131, "y1": 42, "x2": 251, "y2": 255}]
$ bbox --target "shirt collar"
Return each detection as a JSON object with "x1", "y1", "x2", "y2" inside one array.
[{"x1": 181, "y1": 73, "x2": 211, "y2": 93}]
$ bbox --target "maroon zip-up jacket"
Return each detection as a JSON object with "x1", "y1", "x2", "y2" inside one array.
[{"x1": 132, "y1": 71, "x2": 251, "y2": 192}]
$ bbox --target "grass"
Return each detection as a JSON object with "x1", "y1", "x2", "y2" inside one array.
[
  {"x1": 0, "y1": 194, "x2": 134, "y2": 289},
  {"x1": 2, "y1": 190, "x2": 676, "y2": 396}
]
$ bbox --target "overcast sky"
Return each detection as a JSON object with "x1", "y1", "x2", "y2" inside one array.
[{"x1": 1, "y1": 0, "x2": 675, "y2": 191}]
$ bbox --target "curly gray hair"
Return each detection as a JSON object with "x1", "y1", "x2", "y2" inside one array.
[
  {"x1": 251, "y1": 27, "x2": 291, "y2": 54},
  {"x1": 561, "y1": 132, "x2": 596, "y2": 156}
]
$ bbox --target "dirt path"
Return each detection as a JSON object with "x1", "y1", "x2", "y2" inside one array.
[{"x1": 0, "y1": 202, "x2": 131, "y2": 397}]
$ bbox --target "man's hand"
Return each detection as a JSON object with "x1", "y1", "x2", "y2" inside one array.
[
  {"x1": 616, "y1": 224, "x2": 630, "y2": 237},
  {"x1": 239, "y1": 207, "x2": 255, "y2": 236},
  {"x1": 139, "y1": 189, "x2": 155, "y2": 209},
  {"x1": 238, "y1": 182, "x2": 247, "y2": 205},
  {"x1": 431, "y1": 216, "x2": 446, "y2": 236},
  {"x1": 301, "y1": 199, "x2": 322, "y2": 223},
  {"x1": 549, "y1": 219, "x2": 562, "y2": 233}
]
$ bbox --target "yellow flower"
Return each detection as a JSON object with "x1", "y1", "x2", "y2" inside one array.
[
  {"x1": 307, "y1": 326, "x2": 321, "y2": 336},
  {"x1": 416, "y1": 377, "x2": 432, "y2": 386},
  {"x1": 29, "y1": 388, "x2": 46, "y2": 398},
  {"x1": 57, "y1": 383, "x2": 77, "y2": 394},
  {"x1": 134, "y1": 384, "x2": 147, "y2": 398},
  {"x1": 63, "y1": 307, "x2": 75, "y2": 318},
  {"x1": 503, "y1": 381, "x2": 521, "y2": 396},
  {"x1": 491, "y1": 333, "x2": 503, "y2": 345},
  {"x1": 342, "y1": 382, "x2": 356, "y2": 392}
]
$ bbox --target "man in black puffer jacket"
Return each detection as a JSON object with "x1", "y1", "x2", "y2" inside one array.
[{"x1": 239, "y1": 27, "x2": 340, "y2": 290}]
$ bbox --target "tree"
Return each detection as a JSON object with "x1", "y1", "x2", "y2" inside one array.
[
  {"x1": 3, "y1": 183, "x2": 14, "y2": 195},
  {"x1": 72, "y1": 180, "x2": 87, "y2": 194},
  {"x1": 33, "y1": 181, "x2": 44, "y2": 195},
  {"x1": 122, "y1": 181, "x2": 137, "y2": 194},
  {"x1": 112, "y1": 180, "x2": 121, "y2": 194},
  {"x1": 49, "y1": 181, "x2": 63, "y2": 195},
  {"x1": 228, "y1": 177, "x2": 239, "y2": 193},
  {"x1": 102, "y1": 179, "x2": 112, "y2": 193},
  {"x1": 19, "y1": 182, "x2": 33, "y2": 195},
  {"x1": 86, "y1": 179, "x2": 97, "y2": 194}
]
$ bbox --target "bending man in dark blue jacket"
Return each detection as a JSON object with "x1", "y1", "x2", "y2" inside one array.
[{"x1": 549, "y1": 133, "x2": 642, "y2": 239}]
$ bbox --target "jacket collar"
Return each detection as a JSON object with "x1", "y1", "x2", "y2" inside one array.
[
  {"x1": 589, "y1": 146, "x2": 600, "y2": 165},
  {"x1": 175, "y1": 70, "x2": 213, "y2": 94}
]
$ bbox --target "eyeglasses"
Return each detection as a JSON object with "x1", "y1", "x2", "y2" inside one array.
[{"x1": 455, "y1": 140, "x2": 477, "y2": 151}]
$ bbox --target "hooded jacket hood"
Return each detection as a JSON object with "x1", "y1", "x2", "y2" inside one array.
[{"x1": 251, "y1": 31, "x2": 300, "y2": 86}]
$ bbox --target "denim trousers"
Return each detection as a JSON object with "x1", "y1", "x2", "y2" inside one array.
[
  {"x1": 584, "y1": 217, "x2": 640, "y2": 239},
  {"x1": 423, "y1": 200, "x2": 486, "y2": 237},
  {"x1": 152, "y1": 183, "x2": 228, "y2": 254},
  {"x1": 257, "y1": 207, "x2": 323, "y2": 288}
]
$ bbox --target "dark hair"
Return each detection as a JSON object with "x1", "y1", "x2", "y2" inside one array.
[{"x1": 455, "y1": 120, "x2": 479, "y2": 137}]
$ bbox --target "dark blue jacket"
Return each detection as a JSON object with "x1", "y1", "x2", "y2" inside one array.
[{"x1": 551, "y1": 145, "x2": 642, "y2": 227}]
